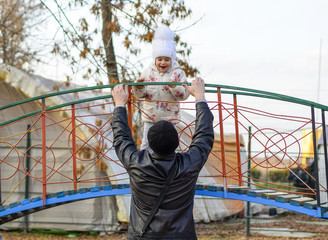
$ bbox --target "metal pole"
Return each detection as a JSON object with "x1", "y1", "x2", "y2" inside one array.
[
  {"x1": 233, "y1": 94, "x2": 242, "y2": 186},
  {"x1": 0, "y1": 130, "x2": 1, "y2": 206},
  {"x1": 321, "y1": 110, "x2": 328, "y2": 203},
  {"x1": 127, "y1": 86, "x2": 133, "y2": 133},
  {"x1": 71, "y1": 104, "x2": 77, "y2": 190},
  {"x1": 317, "y1": 39, "x2": 322, "y2": 105},
  {"x1": 217, "y1": 88, "x2": 227, "y2": 189},
  {"x1": 246, "y1": 126, "x2": 252, "y2": 237},
  {"x1": 24, "y1": 124, "x2": 31, "y2": 232},
  {"x1": 311, "y1": 106, "x2": 321, "y2": 209},
  {"x1": 42, "y1": 98, "x2": 47, "y2": 205}
]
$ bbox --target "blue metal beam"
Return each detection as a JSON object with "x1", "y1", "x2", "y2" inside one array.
[{"x1": 1, "y1": 185, "x2": 327, "y2": 223}]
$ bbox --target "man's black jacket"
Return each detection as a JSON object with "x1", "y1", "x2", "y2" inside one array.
[{"x1": 111, "y1": 101, "x2": 214, "y2": 239}]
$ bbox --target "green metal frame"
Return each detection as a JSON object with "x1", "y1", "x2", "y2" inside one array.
[{"x1": 1, "y1": 82, "x2": 328, "y2": 127}]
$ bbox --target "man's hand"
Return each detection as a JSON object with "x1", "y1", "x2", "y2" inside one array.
[
  {"x1": 182, "y1": 77, "x2": 205, "y2": 100},
  {"x1": 112, "y1": 84, "x2": 129, "y2": 107},
  {"x1": 135, "y1": 77, "x2": 145, "y2": 89}
]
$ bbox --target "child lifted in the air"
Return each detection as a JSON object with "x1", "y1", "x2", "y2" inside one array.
[{"x1": 132, "y1": 25, "x2": 190, "y2": 152}]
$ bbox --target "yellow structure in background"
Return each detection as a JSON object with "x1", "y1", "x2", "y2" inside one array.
[{"x1": 301, "y1": 129, "x2": 322, "y2": 165}]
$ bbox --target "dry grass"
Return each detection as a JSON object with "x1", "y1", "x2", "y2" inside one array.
[{"x1": 1, "y1": 213, "x2": 327, "y2": 240}]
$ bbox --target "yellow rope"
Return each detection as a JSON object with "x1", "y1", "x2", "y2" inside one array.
[
  {"x1": 1, "y1": 140, "x2": 26, "y2": 155},
  {"x1": 0, "y1": 128, "x2": 38, "y2": 142},
  {"x1": 1, "y1": 175, "x2": 28, "y2": 206},
  {"x1": 133, "y1": 117, "x2": 142, "y2": 128}
]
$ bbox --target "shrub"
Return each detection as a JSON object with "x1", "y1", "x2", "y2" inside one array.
[
  {"x1": 250, "y1": 168, "x2": 261, "y2": 180},
  {"x1": 269, "y1": 169, "x2": 290, "y2": 182}
]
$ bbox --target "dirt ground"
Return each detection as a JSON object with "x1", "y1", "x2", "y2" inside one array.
[{"x1": 1, "y1": 212, "x2": 328, "y2": 240}]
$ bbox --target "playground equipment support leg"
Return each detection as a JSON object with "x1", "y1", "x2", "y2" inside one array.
[
  {"x1": 246, "y1": 126, "x2": 252, "y2": 237},
  {"x1": 233, "y1": 94, "x2": 242, "y2": 186},
  {"x1": 217, "y1": 88, "x2": 227, "y2": 189},
  {"x1": 42, "y1": 98, "x2": 47, "y2": 205},
  {"x1": 311, "y1": 106, "x2": 321, "y2": 211},
  {"x1": 71, "y1": 104, "x2": 77, "y2": 190},
  {"x1": 128, "y1": 86, "x2": 133, "y2": 134},
  {"x1": 24, "y1": 124, "x2": 31, "y2": 232},
  {"x1": 321, "y1": 109, "x2": 328, "y2": 202}
]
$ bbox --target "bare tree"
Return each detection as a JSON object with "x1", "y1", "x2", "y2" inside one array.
[{"x1": 0, "y1": 0, "x2": 43, "y2": 71}]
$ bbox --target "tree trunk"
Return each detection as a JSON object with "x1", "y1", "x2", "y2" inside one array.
[
  {"x1": 101, "y1": 0, "x2": 119, "y2": 84},
  {"x1": 1, "y1": 28, "x2": 7, "y2": 64}
]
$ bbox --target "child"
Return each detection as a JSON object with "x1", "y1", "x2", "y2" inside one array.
[{"x1": 132, "y1": 25, "x2": 190, "y2": 152}]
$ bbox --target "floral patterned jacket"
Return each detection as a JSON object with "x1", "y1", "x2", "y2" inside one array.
[{"x1": 132, "y1": 61, "x2": 190, "y2": 123}]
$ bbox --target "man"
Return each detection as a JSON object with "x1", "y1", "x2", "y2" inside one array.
[{"x1": 111, "y1": 77, "x2": 214, "y2": 239}]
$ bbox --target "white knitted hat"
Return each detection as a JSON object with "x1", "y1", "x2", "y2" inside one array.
[{"x1": 152, "y1": 26, "x2": 176, "y2": 61}]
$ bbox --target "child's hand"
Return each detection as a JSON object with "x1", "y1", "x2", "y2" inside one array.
[
  {"x1": 168, "y1": 79, "x2": 176, "y2": 88},
  {"x1": 136, "y1": 77, "x2": 145, "y2": 89}
]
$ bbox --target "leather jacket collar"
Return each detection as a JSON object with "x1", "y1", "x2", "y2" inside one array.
[{"x1": 151, "y1": 151, "x2": 176, "y2": 161}]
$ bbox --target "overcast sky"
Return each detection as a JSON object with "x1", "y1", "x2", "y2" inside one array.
[
  {"x1": 170, "y1": 0, "x2": 328, "y2": 138},
  {"x1": 178, "y1": 0, "x2": 328, "y2": 105}
]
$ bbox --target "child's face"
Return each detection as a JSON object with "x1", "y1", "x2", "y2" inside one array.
[{"x1": 155, "y1": 57, "x2": 172, "y2": 73}]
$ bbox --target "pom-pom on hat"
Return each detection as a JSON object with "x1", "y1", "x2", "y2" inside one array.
[
  {"x1": 148, "y1": 120, "x2": 179, "y2": 155},
  {"x1": 152, "y1": 25, "x2": 176, "y2": 61}
]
